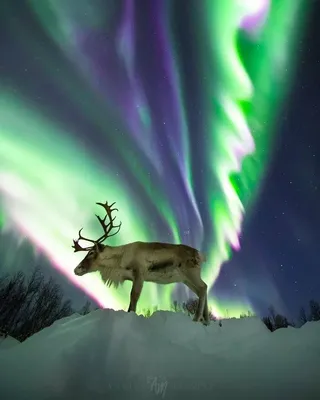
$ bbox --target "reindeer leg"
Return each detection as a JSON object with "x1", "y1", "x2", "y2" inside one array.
[
  {"x1": 183, "y1": 269, "x2": 209, "y2": 324},
  {"x1": 128, "y1": 270, "x2": 144, "y2": 313},
  {"x1": 203, "y1": 296, "x2": 209, "y2": 325},
  {"x1": 193, "y1": 282, "x2": 208, "y2": 324},
  {"x1": 184, "y1": 280, "x2": 209, "y2": 325}
]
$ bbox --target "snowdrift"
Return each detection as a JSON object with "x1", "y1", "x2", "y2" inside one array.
[
  {"x1": 0, "y1": 309, "x2": 319, "y2": 400},
  {"x1": 0, "y1": 334, "x2": 20, "y2": 349}
]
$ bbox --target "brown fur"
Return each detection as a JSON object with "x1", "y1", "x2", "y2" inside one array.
[{"x1": 74, "y1": 241, "x2": 209, "y2": 324}]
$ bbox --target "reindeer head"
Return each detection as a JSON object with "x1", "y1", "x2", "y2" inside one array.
[{"x1": 72, "y1": 201, "x2": 122, "y2": 277}]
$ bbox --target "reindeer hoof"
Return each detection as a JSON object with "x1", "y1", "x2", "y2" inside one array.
[{"x1": 193, "y1": 315, "x2": 210, "y2": 326}]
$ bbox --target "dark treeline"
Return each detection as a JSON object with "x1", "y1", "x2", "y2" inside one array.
[
  {"x1": 0, "y1": 267, "x2": 95, "y2": 342},
  {"x1": 261, "y1": 301, "x2": 320, "y2": 331},
  {"x1": 0, "y1": 268, "x2": 319, "y2": 342}
]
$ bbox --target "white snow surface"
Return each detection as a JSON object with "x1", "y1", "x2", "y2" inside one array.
[
  {"x1": 0, "y1": 334, "x2": 20, "y2": 349},
  {"x1": 0, "y1": 309, "x2": 319, "y2": 400}
]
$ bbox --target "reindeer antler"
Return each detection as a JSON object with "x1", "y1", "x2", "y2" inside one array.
[
  {"x1": 72, "y1": 228, "x2": 97, "y2": 252},
  {"x1": 95, "y1": 201, "x2": 122, "y2": 243},
  {"x1": 72, "y1": 201, "x2": 122, "y2": 252}
]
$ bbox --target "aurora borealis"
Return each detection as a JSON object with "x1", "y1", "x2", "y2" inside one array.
[{"x1": 0, "y1": 1, "x2": 310, "y2": 317}]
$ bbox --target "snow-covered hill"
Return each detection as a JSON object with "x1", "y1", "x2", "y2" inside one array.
[
  {"x1": 0, "y1": 333, "x2": 20, "y2": 349},
  {"x1": 0, "y1": 309, "x2": 319, "y2": 399}
]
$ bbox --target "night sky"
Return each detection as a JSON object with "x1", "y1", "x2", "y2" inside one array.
[
  {"x1": 0, "y1": 1, "x2": 319, "y2": 320},
  {"x1": 218, "y1": 1, "x2": 320, "y2": 318}
]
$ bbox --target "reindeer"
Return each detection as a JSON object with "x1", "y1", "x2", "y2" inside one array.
[{"x1": 72, "y1": 201, "x2": 210, "y2": 325}]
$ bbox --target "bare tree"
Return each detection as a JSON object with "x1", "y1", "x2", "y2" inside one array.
[
  {"x1": 0, "y1": 268, "x2": 74, "y2": 341},
  {"x1": 299, "y1": 307, "x2": 308, "y2": 325},
  {"x1": 182, "y1": 298, "x2": 216, "y2": 321},
  {"x1": 309, "y1": 299, "x2": 320, "y2": 321},
  {"x1": 262, "y1": 316, "x2": 274, "y2": 332},
  {"x1": 262, "y1": 306, "x2": 293, "y2": 332},
  {"x1": 79, "y1": 300, "x2": 91, "y2": 315}
]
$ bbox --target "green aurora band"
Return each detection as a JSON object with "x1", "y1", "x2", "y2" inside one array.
[{"x1": 0, "y1": 0, "x2": 309, "y2": 317}]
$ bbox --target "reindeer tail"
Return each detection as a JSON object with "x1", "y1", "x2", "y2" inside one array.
[
  {"x1": 199, "y1": 252, "x2": 207, "y2": 263},
  {"x1": 191, "y1": 250, "x2": 206, "y2": 267}
]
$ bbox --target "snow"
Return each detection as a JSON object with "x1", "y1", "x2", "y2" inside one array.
[
  {"x1": 0, "y1": 309, "x2": 319, "y2": 399},
  {"x1": 0, "y1": 334, "x2": 20, "y2": 349}
]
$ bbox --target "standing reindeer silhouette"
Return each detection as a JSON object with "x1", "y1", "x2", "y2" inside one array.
[{"x1": 72, "y1": 201, "x2": 209, "y2": 324}]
